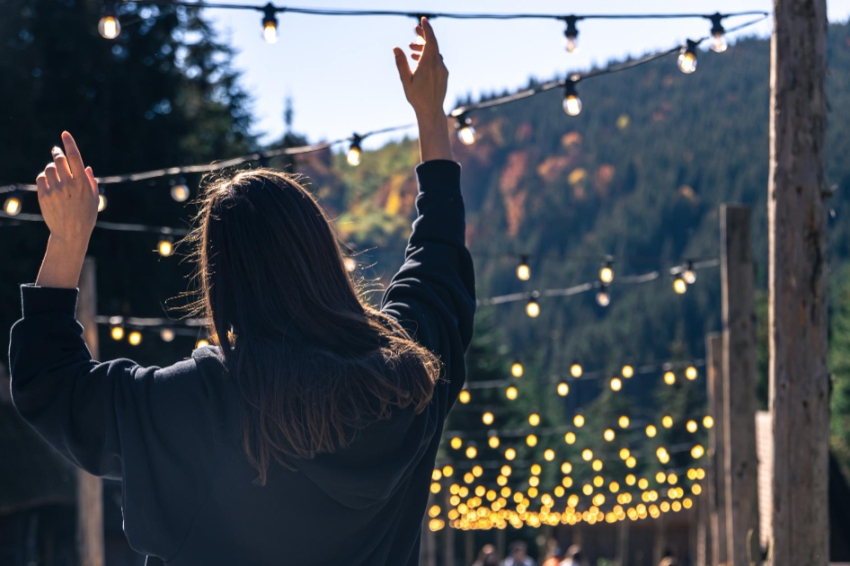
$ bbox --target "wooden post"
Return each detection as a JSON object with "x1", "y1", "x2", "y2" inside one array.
[
  {"x1": 496, "y1": 527, "x2": 506, "y2": 559},
  {"x1": 464, "y1": 530, "x2": 474, "y2": 565},
  {"x1": 616, "y1": 518, "x2": 629, "y2": 566},
  {"x1": 696, "y1": 493, "x2": 708, "y2": 566},
  {"x1": 707, "y1": 333, "x2": 726, "y2": 566},
  {"x1": 652, "y1": 514, "x2": 666, "y2": 566},
  {"x1": 444, "y1": 490, "x2": 455, "y2": 566},
  {"x1": 76, "y1": 258, "x2": 104, "y2": 566},
  {"x1": 720, "y1": 206, "x2": 760, "y2": 565},
  {"x1": 768, "y1": 0, "x2": 830, "y2": 565}
]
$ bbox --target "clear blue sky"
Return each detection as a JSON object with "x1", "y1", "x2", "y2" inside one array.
[{"x1": 207, "y1": 1, "x2": 850, "y2": 148}]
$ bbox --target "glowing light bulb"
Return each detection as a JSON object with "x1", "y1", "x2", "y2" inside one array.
[
  {"x1": 505, "y1": 447, "x2": 516, "y2": 460},
  {"x1": 622, "y1": 364, "x2": 634, "y2": 378},
  {"x1": 346, "y1": 135, "x2": 362, "y2": 166},
  {"x1": 557, "y1": 382, "x2": 569, "y2": 396},
  {"x1": 482, "y1": 411, "x2": 494, "y2": 425},
  {"x1": 691, "y1": 444, "x2": 705, "y2": 459},
  {"x1": 171, "y1": 180, "x2": 190, "y2": 202},
  {"x1": 599, "y1": 260, "x2": 614, "y2": 283},
  {"x1": 526, "y1": 434, "x2": 538, "y2": 447},
  {"x1": 673, "y1": 277, "x2": 688, "y2": 294},
  {"x1": 610, "y1": 377, "x2": 622, "y2": 391},
  {"x1": 664, "y1": 371, "x2": 676, "y2": 385},
  {"x1": 110, "y1": 326, "x2": 124, "y2": 341},
  {"x1": 703, "y1": 415, "x2": 714, "y2": 429},
  {"x1": 455, "y1": 115, "x2": 475, "y2": 145},
  {"x1": 530, "y1": 463, "x2": 541, "y2": 476},
  {"x1": 488, "y1": 435, "x2": 500, "y2": 449},
  {"x1": 620, "y1": 448, "x2": 630, "y2": 460},
  {"x1": 574, "y1": 414, "x2": 585, "y2": 428},
  {"x1": 511, "y1": 361, "x2": 524, "y2": 378},
  {"x1": 262, "y1": 5, "x2": 279, "y2": 44},
  {"x1": 343, "y1": 257, "x2": 357, "y2": 273},
  {"x1": 562, "y1": 80, "x2": 582, "y2": 116},
  {"x1": 128, "y1": 331, "x2": 142, "y2": 346},
  {"x1": 466, "y1": 445, "x2": 477, "y2": 459},
  {"x1": 708, "y1": 14, "x2": 728, "y2": 53},
  {"x1": 516, "y1": 256, "x2": 531, "y2": 281},
  {"x1": 677, "y1": 40, "x2": 698, "y2": 74},
  {"x1": 98, "y1": 7, "x2": 121, "y2": 40},
  {"x1": 450, "y1": 437, "x2": 462, "y2": 450},
  {"x1": 596, "y1": 289, "x2": 610, "y2": 307},
  {"x1": 618, "y1": 415, "x2": 630, "y2": 428},
  {"x1": 686, "y1": 366, "x2": 698, "y2": 380},
  {"x1": 683, "y1": 262, "x2": 697, "y2": 284},
  {"x1": 582, "y1": 448, "x2": 593, "y2": 461},
  {"x1": 646, "y1": 424, "x2": 657, "y2": 437},
  {"x1": 686, "y1": 420, "x2": 698, "y2": 433},
  {"x1": 564, "y1": 432, "x2": 576, "y2": 444},
  {"x1": 626, "y1": 456, "x2": 637, "y2": 468},
  {"x1": 442, "y1": 465, "x2": 453, "y2": 477},
  {"x1": 544, "y1": 448, "x2": 555, "y2": 461},
  {"x1": 3, "y1": 195, "x2": 21, "y2": 216},
  {"x1": 662, "y1": 415, "x2": 674, "y2": 428},
  {"x1": 528, "y1": 413, "x2": 540, "y2": 427},
  {"x1": 98, "y1": 193, "x2": 107, "y2": 212},
  {"x1": 603, "y1": 429, "x2": 615, "y2": 442},
  {"x1": 157, "y1": 238, "x2": 174, "y2": 257},
  {"x1": 506, "y1": 386, "x2": 518, "y2": 400},
  {"x1": 160, "y1": 328, "x2": 175, "y2": 342},
  {"x1": 563, "y1": 16, "x2": 579, "y2": 53},
  {"x1": 459, "y1": 390, "x2": 470, "y2": 404},
  {"x1": 570, "y1": 362, "x2": 583, "y2": 378},
  {"x1": 526, "y1": 297, "x2": 540, "y2": 318},
  {"x1": 196, "y1": 339, "x2": 210, "y2": 348}
]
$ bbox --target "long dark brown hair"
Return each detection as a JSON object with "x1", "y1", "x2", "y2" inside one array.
[{"x1": 185, "y1": 168, "x2": 440, "y2": 484}]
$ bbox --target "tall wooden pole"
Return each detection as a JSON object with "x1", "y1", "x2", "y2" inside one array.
[
  {"x1": 706, "y1": 333, "x2": 726, "y2": 566},
  {"x1": 768, "y1": 0, "x2": 830, "y2": 564},
  {"x1": 443, "y1": 489, "x2": 455, "y2": 566},
  {"x1": 720, "y1": 206, "x2": 760, "y2": 565},
  {"x1": 76, "y1": 258, "x2": 104, "y2": 566}
]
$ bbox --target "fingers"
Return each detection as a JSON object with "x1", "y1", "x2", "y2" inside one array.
[
  {"x1": 61, "y1": 131, "x2": 86, "y2": 178},
  {"x1": 411, "y1": 53, "x2": 421, "y2": 61},
  {"x1": 52, "y1": 146, "x2": 73, "y2": 182},
  {"x1": 36, "y1": 173, "x2": 49, "y2": 196},
  {"x1": 85, "y1": 167, "x2": 99, "y2": 197},
  {"x1": 420, "y1": 17, "x2": 439, "y2": 53},
  {"x1": 393, "y1": 46, "x2": 412, "y2": 84},
  {"x1": 45, "y1": 163, "x2": 61, "y2": 189},
  {"x1": 409, "y1": 42, "x2": 424, "y2": 51}
]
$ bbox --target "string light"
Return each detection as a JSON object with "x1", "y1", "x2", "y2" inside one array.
[
  {"x1": 262, "y1": 3, "x2": 279, "y2": 44},
  {"x1": 110, "y1": 325, "x2": 125, "y2": 341},
  {"x1": 506, "y1": 386, "x2": 518, "y2": 400},
  {"x1": 563, "y1": 15, "x2": 579, "y2": 53},
  {"x1": 673, "y1": 277, "x2": 688, "y2": 294},
  {"x1": 677, "y1": 39, "x2": 698, "y2": 74},
  {"x1": 516, "y1": 256, "x2": 531, "y2": 281},
  {"x1": 686, "y1": 420, "x2": 698, "y2": 433},
  {"x1": 3, "y1": 194, "x2": 21, "y2": 216},
  {"x1": 618, "y1": 415, "x2": 630, "y2": 428},
  {"x1": 466, "y1": 445, "x2": 478, "y2": 459},
  {"x1": 564, "y1": 432, "x2": 576, "y2": 444},
  {"x1": 582, "y1": 448, "x2": 593, "y2": 461},
  {"x1": 603, "y1": 429, "x2": 615, "y2": 442},
  {"x1": 170, "y1": 178, "x2": 190, "y2": 202},
  {"x1": 683, "y1": 260, "x2": 697, "y2": 284},
  {"x1": 196, "y1": 338, "x2": 210, "y2": 348},
  {"x1": 663, "y1": 371, "x2": 676, "y2": 385},
  {"x1": 646, "y1": 424, "x2": 657, "y2": 437},
  {"x1": 599, "y1": 258, "x2": 614, "y2": 283},
  {"x1": 488, "y1": 434, "x2": 500, "y2": 449},
  {"x1": 557, "y1": 381, "x2": 569, "y2": 396},
  {"x1": 98, "y1": 191, "x2": 108, "y2": 212},
  {"x1": 157, "y1": 237, "x2": 174, "y2": 257},
  {"x1": 562, "y1": 79, "x2": 582, "y2": 117},
  {"x1": 346, "y1": 134, "x2": 362, "y2": 166},
  {"x1": 482, "y1": 411, "x2": 495, "y2": 425},
  {"x1": 526, "y1": 292, "x2": 541, "y2": 317},
  {"x1": 459, "y1": 390, "x2": 471, "y2": 404},
  {"x1": 451, "y1": 437, "x2": 462, "y2": 450},
  {"x1": 159, "y1": 328, "x2": 175, "y2": 342},
  {"x1": 702, "y1": 415, "x2": 714, "y2": 428},
  {"x1": 661, "y1": 415, "x2": 674, "y2": 428},
  {"x1": 505, "y1": 447, "x2": 517, "y2": 460},
  {"x1": 128, "y1": 331, "x2": 142, "y2": 346},
  {"x1": 98, "y1": 2, "x2": 121, "y2": 40},
  {"x1": 708, "y1": 12, "x2": 727, "y2": 52},
  {"x1": 455, "y1": 114, "x2": 476, "y2": 146},
  {"x1": 596, "y1": 284, "x2": 610, "y2": 307},
  {"x1": 526, "y1": 434, "x2": 538, "y2": 447},
  {"x1": 511, "y1": 360, "x2": 524, "y2": 378},
  {"x1": 574, "y1": 414, "x2": 585, "y2": 427},
  {"x1": 621, "y1": 364, "x2": 634, "y2": 378},
  {"x1": 528, "y1": 413, "x2": 540, "y2": 426},
  {"x1": 570, "y1": 362, "x2": 583, "y2": 378},
  {"x1": 685, "y1": 366, "x2": 698, "y2": 380},
  {"x1": 610, "y1": 377, "x2": 622, "y2": 391},
  {"x1": 691, "y1": 444, "x2": 705, "y2": 459}
]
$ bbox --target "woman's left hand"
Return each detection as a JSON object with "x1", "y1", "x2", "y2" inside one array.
[{"x1": 36, "y1": 131, "x2": 99, "y2": 245}]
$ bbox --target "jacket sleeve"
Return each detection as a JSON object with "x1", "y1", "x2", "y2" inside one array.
[{"x1": 381, "y1": 160, "x2": 476, "y2": 403}]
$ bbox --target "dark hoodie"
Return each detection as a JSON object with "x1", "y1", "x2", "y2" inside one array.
[{"x1": 8, "y1": 160, "x2": 475, "y2": 565}]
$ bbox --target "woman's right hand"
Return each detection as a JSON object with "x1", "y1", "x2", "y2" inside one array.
[{"x1": 393, "y1": 17, "x2": 448, "y2": 119}]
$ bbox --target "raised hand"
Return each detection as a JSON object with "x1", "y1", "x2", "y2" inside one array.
[
  {"x1": 393, "y1": 18, "x2": 452, "y2": 162},
  {"x1": 36, "y1": 132, "x2": 99, "y2": 244},
  {"x1": 34, "y1": 132, "x2": 99, "y2": 289},
  {"x1": 393, "y1": 17, "x2": 449, "y2": 119}
]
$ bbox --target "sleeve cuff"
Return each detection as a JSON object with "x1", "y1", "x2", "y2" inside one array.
[
  {"x1": 415, "y1": 160, "x2": 461, "y2": 194},
  {"x1": 21, "y1": 285, "x2": 79, "y2": 318}
]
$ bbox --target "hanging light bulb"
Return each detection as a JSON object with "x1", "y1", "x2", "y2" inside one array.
[
  {"x1": 562, "y1": 79, "x2": 582, "y2": 117},
  {"x1": 622, "y1": 364, "x2": 634, "y2": 378},
  {"x1": 458, "y1": 390, "x2": 471, "y2": 404},
  {"x1": 708, "y1": 13, "x2": 728, "y2": 53},
  {"x1": 610, "y1": 377, "x2": 622, "y2": 391},
  {"x1": 599, "y1": 258, "x2": 614, "y2": 283},
  {"x1": 557, "y1": 381, "x2": 569, "y2": 396},
  {"x1": 98, "y1": 190, "x2": 107, "y2": 212},
  {"x1": 455, "y1": 114, "x2": 475, "y2": 145},
  {"x1": 261, "y1": 3, "x2": 279, "y2": 44},
  {"x1": 160, "y1": 328, "x2": 175, "y2": 342},
  {"x1": 196, "y1": 338, "x2": 210, "y2": 349},
  {"x1": 505, "y1": 386, "x2": 518, "y2": 400},
  {"x1": 683, "y1": 261, "x2": 697, "y2": 284},
  {"x1": 343, "y1": 256, "x2": 357, "y2": 273},
  {"x1": 128, "y1": 331, "x2": 142, "y2": 346},
  {"x1": 482, "y1": 411, "x2": 494, "y2": 425},
  {"x1": 677, "y1": 40, "x2": 698, "y2": 74},
  {"x1": 510, "y1": 360, "x2": 524, "y2": 378},
  {"x1": 346, "y1": 134, "x2": 362, "y2": 167},
  {"x1": 685, "y1": 366, "x2": 698, "y2": 380},
  {"x1": 570, "y1": 361, "x2": 583, "y2": 378},
  {"x1": 563, "y1": 15, "x2": 579, "y2": 53},
  {"x1": 3, "y1": 193, "x2": 21, "y2": 216},
  {"x1": 526, "y1": 292, "x2": 540, "y2": 318},
  {"x1": 171, "y1": 178, "x2": 190, "y2": 202},
  {"x1": 110, "y1": 325, "x2": 125, "y2": 341},
  {"x1": 574, "y1": 414, "x2": 585, "y2": 428},
  {"x1": 157, "y1": 237, "x2": 174, "y2": 257},
  {"x1": 673, "y1": 277, "x2": 688, "y2": 294},
  {"x1": 98, "y1": 2, "x2": 121, "y2": 40},
  {"x1": 596, "y1": 283, "x2": 610, "y2": 307},
  {"x1": 516, "y1": 255, "x2": 531, "y2": 281}
]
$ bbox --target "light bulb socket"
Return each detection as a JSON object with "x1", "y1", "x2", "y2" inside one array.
[
  {"x1": 563, "y1": 15, "x2": 579, "y2": 41},
  {"x1": 262, "y1": 2, "x2": 278, "y2": 27},
  {"x1": 101, "y1": 1, "x2": 118, "y2": 18},
  {"x1": 682, "y1": 39, "x2": 698, "y2": 57},
  {"x1": 349, "y1": 133, "x2": 363, "y2": 152},
  {"x1": 709, "y1": 13, "x2": 725, "y2": 36},
  {"x1": 455, "y1": 114, "x2": 472, "y2": 130},
  {"x1": 564, "y1": 78, "x2": 579, "y2": 98}
]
